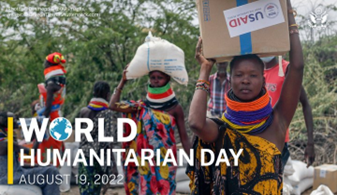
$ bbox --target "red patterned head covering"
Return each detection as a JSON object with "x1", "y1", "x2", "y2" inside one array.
[{"x1": 46, "y1": 52, "x2": 66, "y2": 64}]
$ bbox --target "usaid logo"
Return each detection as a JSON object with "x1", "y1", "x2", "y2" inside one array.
[
  {"x1": 264, "y1": 3, "x2": 279, "y2": 18},
  {"x1": 228, "y1": 10, "x2": 264, "y2": 28}
]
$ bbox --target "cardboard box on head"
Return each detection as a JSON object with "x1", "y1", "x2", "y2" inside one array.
[
  {"x1": 196, "y1": 0, "x2": 290, "y2": 62},
  {"x1": 126, "y1": 32, "x2": 188, "y2": 86}
]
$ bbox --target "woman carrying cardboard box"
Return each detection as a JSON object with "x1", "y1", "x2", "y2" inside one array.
[{"x1": 187, "y1": 0, "x2": 302, "y2": 193}]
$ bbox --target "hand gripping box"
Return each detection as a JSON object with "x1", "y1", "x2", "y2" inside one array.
[
  {"x1": 313, "y1": 164, "x2": 337, "y2": 193},
  {"x1": 196, "y1": 0, "x2": 290, "y2": 62}
]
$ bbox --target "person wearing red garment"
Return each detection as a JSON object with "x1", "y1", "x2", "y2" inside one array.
[
  {"x1": 35, "y1": 52, "x2": 67, "y2": 167},
  {"x1": 262, "y1": 56, "x2": 315, "y2": 169}
]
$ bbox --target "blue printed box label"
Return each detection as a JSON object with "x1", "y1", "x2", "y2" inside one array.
[{"x1": 203, "y1": 0, "x2": 210, "y2": 21}]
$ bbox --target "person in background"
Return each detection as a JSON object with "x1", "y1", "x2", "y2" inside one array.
[
  {"x1": 0, "y1": 111, "x2": 60, "y2": 195},
  {"x1": 35, "y1": 52, "x2": 67, "y2": 167},
  {"x1": 38, "y1": 52, "x2": 67, "y2": 121},
  {"x1": 31, "y1": 99, "x2": 41, "y2": 117},
  {"x1": 262, "y1": 56, "x2": 315, "y2": 168},
  {"x1": 207, "y1": 62, "x2": 230, "y2": 118},
  {"x1": 78, "y1": 81, "x2": 119, "y2": 195}
]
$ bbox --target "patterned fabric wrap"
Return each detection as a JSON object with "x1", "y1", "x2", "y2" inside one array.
[
  {"x1": 145, "y1": 83, "x2": 178, "y2": 110},
  {"x1": 80, "y1": 109, "x2": 117, "y2": 173},
  {"x1": 78, "y1": 157, "x2": 104, "y2": 195},
  {"x1": 222, "y1": 88, "x2": 273, "y2": 135},
  {"x1": 38, "y1": 83, "x2": 65, "y2": 109},
  {"x1": 186, "y1": 118, "x2": 283, "y2": 195},
  {"x1": 87, "y1": 98, "x2": 109, "y2": 111},
  {"x1": 121, "y1": 101, "x2": 177, "y2": 195}
]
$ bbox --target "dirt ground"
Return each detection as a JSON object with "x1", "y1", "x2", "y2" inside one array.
[{"x1": 62, "y1": 185, "x2": 316, "y2": 195}]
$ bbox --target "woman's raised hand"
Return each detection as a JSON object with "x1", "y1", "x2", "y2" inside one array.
[
  {"x1": 122, "y1": 64, "x2": 129, "y2": 82},
  {"x1": 195, "y1": 37, "x2": 215, "y2": 68}
]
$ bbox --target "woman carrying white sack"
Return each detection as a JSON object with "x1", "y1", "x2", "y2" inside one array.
[{"x1": 109, "y1": 32, "x2": 191, "y2": 195}]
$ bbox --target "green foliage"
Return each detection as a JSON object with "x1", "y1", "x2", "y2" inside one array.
[
  {"x1": 290, "y1": 35, "x2": 337, "y2": 142},
  {"x1": 0, "y1": 0, "x2": 199, "y2": 121}
]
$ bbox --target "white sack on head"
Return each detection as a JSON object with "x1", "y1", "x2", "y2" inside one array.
[{"x1": 126, "y1": 32, "x2": 188, "y2": 86}]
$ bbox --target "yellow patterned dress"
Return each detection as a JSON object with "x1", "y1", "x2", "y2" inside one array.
[{"x1": 186, "y1": 118, "x2": 283, "y2": 195}]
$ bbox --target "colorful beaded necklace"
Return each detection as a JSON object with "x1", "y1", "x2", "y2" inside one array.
[
  {"x1": 145, "y1": 83, "x2": 178, "y2": 110},
  {"x1": 221, "y1": 88, "x2": 273, "y2": 135},
  {"x1": 87, "y1": 98, "x2": 109, "y2": 111}
]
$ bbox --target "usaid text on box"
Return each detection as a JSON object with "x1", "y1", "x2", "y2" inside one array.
[{"x1": 223, "y1": 0, "x2": 285, "y2": 38}]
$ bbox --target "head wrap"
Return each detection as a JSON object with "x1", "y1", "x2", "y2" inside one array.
[{"x1": 46, "y1": 52, "x2": 66, "y2": 64}]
